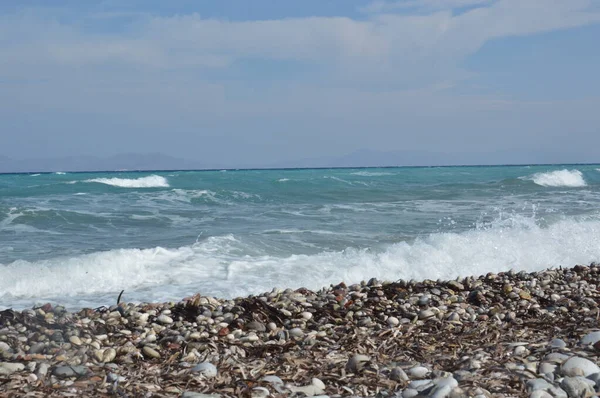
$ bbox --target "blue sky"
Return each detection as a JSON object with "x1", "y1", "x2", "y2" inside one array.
[{"x1": 1, "y1": 0, "x2": 600, "y2": 166}]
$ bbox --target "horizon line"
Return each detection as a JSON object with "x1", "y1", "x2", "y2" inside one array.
[{"x1": 1, "y1": 162, "x2": 599, "y2": 176}]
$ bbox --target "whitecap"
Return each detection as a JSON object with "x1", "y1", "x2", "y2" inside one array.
[
  {"x1": 84, "y1": 175, "x2": 169, "y2": 188},
  {"x1": 525, "y1": 169, "x2": 586, "y2": 187}
]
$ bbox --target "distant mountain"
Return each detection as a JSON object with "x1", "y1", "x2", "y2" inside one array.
[
  {"x1": 270, "y1": 149, "x2": 594, "y2": 169},
  {"x1": 0, "y1": 153, "x2": 208, "y2": 173}
]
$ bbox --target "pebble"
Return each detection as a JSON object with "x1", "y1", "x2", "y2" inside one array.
[
  {"x1": 246, "y1": 321, "x2": 266, "y2": 332},
  {"x1": 157, "y1": 315, "x2": 174, "y2": 324},
  {"x1": 581, "y1": 331, "x2": 600, "y2": 346},
  {"x1": 560, "y1": 376, "x2": 595, "y2": 397},
  {"x1": 0, "y1": 362, "x2": 25, "y2": 376},
  {"x1": 191, "y1": 362, "x2": 217, "y2": 378},
  {"x1": 387, "y1": 316, "x2": 400, "y2": 326},
  {"x1": 181, "y1": 393, "x2": 221, "y2": 398},
  {"x1": 69, "y1": 335, "x2": 83, "y2": 346},
  {"x1": 52, "y1": 365, "x2": 90, "y2": 378},
  {"x1": 407, "y1": 365, "x2": 429, "y2": 379},
  {"x1": 289, "y1": 327, "x2": 304, "y2": 338},
  {"x1": 142, "y1": 346, "x2": 161, "y2": 359},
  {"x1": 561, "y1": 356, "x2": 600, "y2": 377},
  {"x1": 390, "y1": 367, "x2": 409, "y2": 382},
  {"x1": 346, "y1": 354, "x2": 370, "y2": 373}
]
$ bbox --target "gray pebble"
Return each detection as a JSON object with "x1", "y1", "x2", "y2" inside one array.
[{"x1": 191, "y1": 362, "x2": 217, "y2": 378}]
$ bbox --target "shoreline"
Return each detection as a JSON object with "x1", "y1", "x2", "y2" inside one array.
[{"x1": 1, "y1": 264, "x2": 600, "y2": 397}]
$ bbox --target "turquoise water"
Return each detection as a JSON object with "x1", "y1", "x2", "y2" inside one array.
[{"x1": 2, "y1": 165, "x2": 600, "y2": 309}]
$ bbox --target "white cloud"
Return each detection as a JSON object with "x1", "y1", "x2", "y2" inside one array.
[{"x1": 360, "y1": 0, "x2": 493, "y2": 13}]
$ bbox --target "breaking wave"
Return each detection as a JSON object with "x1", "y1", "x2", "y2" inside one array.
[
  {"x1": 2, "y1": 215, "x2": 600, "y2": 309},
  {"x1": 84, "y1": 175, "x2": 169, "y2": 188},
  {"x1": 527, "y1": 169, "x2": 587, "y2": 187}
]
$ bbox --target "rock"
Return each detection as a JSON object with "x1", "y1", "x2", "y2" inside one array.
[
  {"x1": 418, "y1": 310, "x2": 435, "y2": 320},
  {"x1": 181, "y1": 393, "x2": 221, "y2": 398},
  {"x1": 539, "y1": 362, "x2": 557, "y2": 375},
  {"x1": 407, "y1": 365, "x2": 430, "y2": 379},
  {"x1": 387, "y1": 316, "x2": 400, "y2": 326},
  {"x1": 29, "y1": 342, "x2": 45, "y2": 354},
  {"x1": 288, "y1": 378, "x2": 326, "y2": 396},
  {"x1": 346, "y1": 354, "x2": 370, "y2": 373},
  {"x1": 251, "y1": 387, "x2": 270, "y2": 398},
  {"x1": 300, "y1": 311, "x2": 313, "y2": 320},
  {"x1": 402, "y1": 389, "x2": 419, "y2": 398},
  {"x1": 142, "y1": 346, "x2": 161, "y2": 359},
  {"x1": 0, "y1": 342, "x2": 13, "y2": 354},
  {"x1": 428, "y1": 375, "x2": 459, "y2": 398},
  {"x1": 561, "y1": 357, "x2": 600, "y2": 377},
  {"x1": 102, "y1": 348, "x2": 117, "y2": 363},
  {"x1": 157, "y1": 315, "x2": 174, "y2": 324},
  {"x1": 36, "y1": 362, "x2": 49, "y2": 378},
  {"x1": 550, "y1": 338, "x2": 568, "y2": 349},
  {"x1": 246, "y1": 321, "x2": 266, "y2": 332},
  {"x1": 52, "y1": 365, "x2": 90, "y2": 378},
  {"x1": 447, "y1": 281, "x2": 464, "y2": 291},
  {"x1": 191, "y1": 362, "x2": 217, "y2": 378},
  {"x1": 289, "y1": 328, "x2": 304, "y2": 338},
  {"x1": 581, "y1": 331, "x2": 600, "y2": 346},
  {"x1": 390, "y1": 367, "x2": 409, "y2": 382},
  {"x1": 530, "y1": 391, "x2": 553, "y2": 398},
  {"x1": 69, "y1": 335, "x2": 83, "y2": 346},
  {"x1": 526, "y1": 378, "x2": 554, "y2": 393},
  {"x1": 26, "y1": 373, "x2": 38, "y2": 383},
  {"x1": 0, "y1": 362, "x2": 25, "y2": 376},
  {"x1": 560, "y1": 376, "x2": 595, "y2": 397}
]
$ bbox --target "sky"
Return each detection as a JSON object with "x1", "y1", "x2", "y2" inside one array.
[{"x1": 1, "y1": 0, "x2": 600, "y2": 167}]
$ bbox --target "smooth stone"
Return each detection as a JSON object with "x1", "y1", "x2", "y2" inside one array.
[
  {"x1": 52, "y1": 365, "x2": 90, "y2": 378},
  {"x1": 181, "y1": 393, "x2": 221, "y2": 398},
  {"x1": 560, "y1": 376, "x2": 595, "y2": 397},
  {"x1": 390, "y1": 367, "x2": 409, "y2": 382},
  {"x1": 0, "y1": 362, "x2": 25, "y2": 376},
  {"x1": 246, "y1": 321, "x2": 266, "y2": 332},
  {"x1": 300, "y1": 312, "x2": 313, "y2": 320},
  {"x1": 407, "y1": 365, "x2": 430, "y2": 379},
  {"x1": 408, "y1": 379, "x2": 432, "y2": 390},
  {"x1": 191, "y1": 362, "x2": 217, "y2": 378},
  {"x1": 251, "y1": 387, "x2": 270, "y2": 398},
  {"x1": 69, "y1": 336, "x2": 83, "y2": 346},
  {"x1": 447, "y1": 281, "x2": 464, "y2": 291},
  {"x1": 539, "y1": 362, "x2": 557, "y2": 375},
  {"x1": 29, "y1": 342, "x2": 46, "y2": 354},
  {"x1": 581, "y1": 331, "x2": 600, "y2": 346},
  {"x1": 289, "y1": 378, "x2": 325, "y2": 396},
  {"x1": 0, "y1": 342, "x2": 12, "y2": 353},
  {"x1": 550, "y1": 338, "x2": 567, "y2": 349},
  {"x1": 418, "y1": 310, "x2": 435, "y2": 320},
  {"x1": 107, "y1": 372, "x2": 127, "y2": 383},
  {"x1": 402, "y1": 389, "x2": 419, "y2": 398},
  {"x1": 157, "y1": 315, "x2": 174, "y2": 324},
  {"x1": 289, "y1": 328, "x2": 304, "y2": 338},
  {"x1": 530, "y1": 391, "x2": 553, "y2": 398},
  {"x1": 546, "y1": 353, "x2": 570, "y2": 363},
  {"x1": 387, "y1": 316, "x2": 400, "y2": 327},
  {"x1": 102, "y1": 348, "x2": 117, "y2": 363},
  {"x1": 262, "y1": 375, "x2": 284, "y2": 385},
  {"x1": 429, "y1": 375, "x2": 459, "y2": 398},
  {"x1": 526, "y1": 378, "x2": 553, "y2": 392},
  {"x1": 142, "y1": 346, "x2": 161, "y2": 359},
  {"x1": 36, "y1": 362, "x2": 49, "y2": 378},
  {"x1": 346, "y1": 354, "x2": 370, "y2": 373},
  {"x1": 561, "y1": 357, "x2": 600, "y2": 377},
  {"x1": 26, "y1": 373, "x2": 38, "y2": 383}
]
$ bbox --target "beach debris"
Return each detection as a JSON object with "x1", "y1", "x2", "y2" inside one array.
[{"x1": 1, "y1": 263, "x2": 600, "y2": 397}]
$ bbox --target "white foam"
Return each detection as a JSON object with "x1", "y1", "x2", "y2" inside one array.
[
  {"x1": 85, "y1": 175, "x2": 169, "y2": 188},
  {"x1": 30, "y1": 174, "x2": 41, "y2": 177},
  {"x1": 527, "y1": 169, "x2": 587, "y2": 187},
  {"x1": 3, "y1": 215, "x2": 600, "y2": 309},
  {"x1": 54, "y1": 172, "x2": 66, "y2": 175},
  {"x1": 278, "y1": 178, "x2": 290, "y2": 182}
]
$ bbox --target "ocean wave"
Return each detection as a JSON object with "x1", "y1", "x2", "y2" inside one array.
[
  {"x1": 278, "y1": 178, "x2": 290, "y2": 182},
  {"x1": 350, "y1": 171, "x2": 392, "y2": 177},
  {"x1": 526, "y1": 169, "x2": 587, "y2": 187},
  {"x1": 84, "y1": 175, "x2": 169, "y2": 188},
  {"x1": 30, "y1": 174, "x2": 41, "y2": 177},
  {"x1": 3, "y1": 216, "x2": 600, "y2": 309},
  {"x1": 54, "y1": 172, "x2": 66, "y2": 175}
]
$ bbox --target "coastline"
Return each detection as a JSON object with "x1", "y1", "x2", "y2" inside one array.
[{"x1": 1, "y1": 264, "x2": 600, "y2": 397}]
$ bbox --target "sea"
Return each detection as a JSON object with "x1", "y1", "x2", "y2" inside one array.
[{"x1": 1, "y1": 165, "x2": 600, "y2": 310}]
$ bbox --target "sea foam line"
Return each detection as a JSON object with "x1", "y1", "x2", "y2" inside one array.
[{"x1": 526, "y1": 169, "x2": 586, "y2": 188}]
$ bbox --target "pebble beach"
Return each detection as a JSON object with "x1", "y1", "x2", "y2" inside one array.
[{"x1": 2, "y1": 264, "x2": 600, "y2": 397}]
